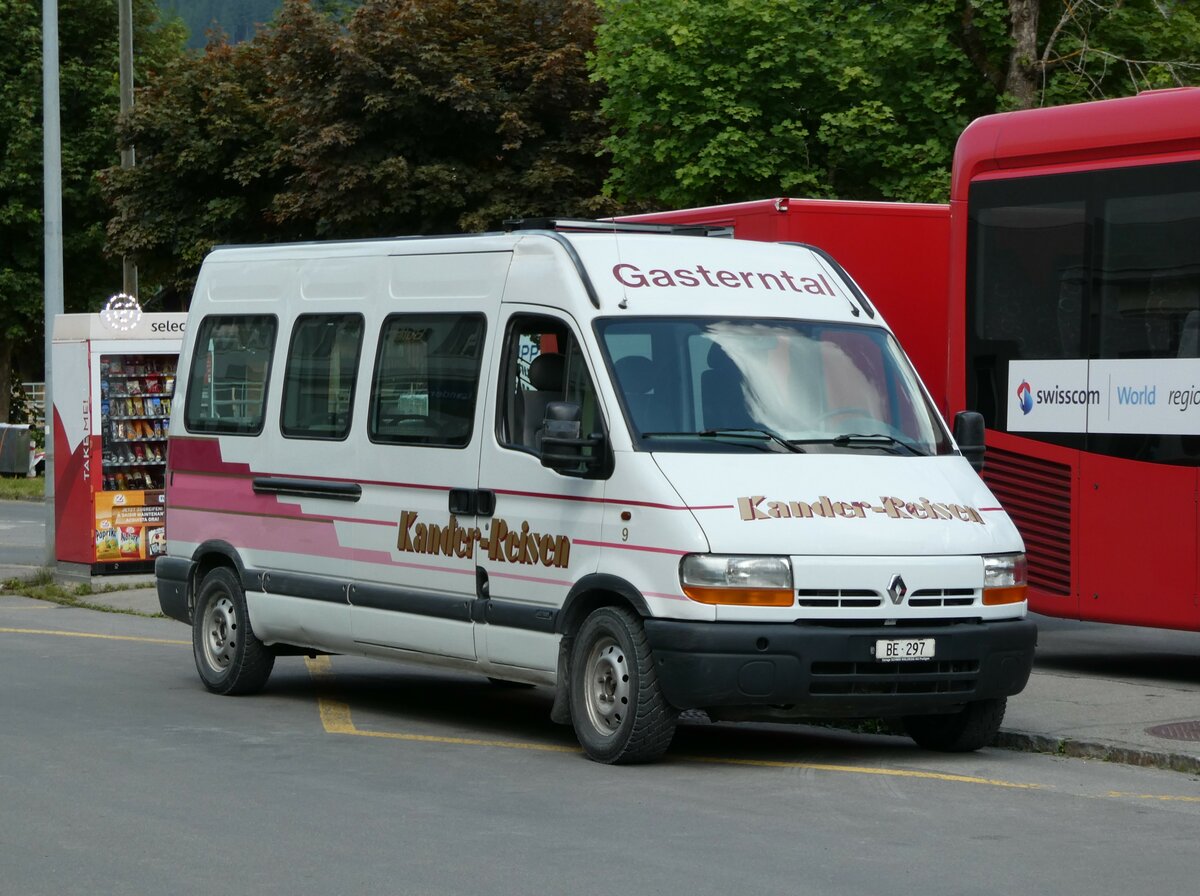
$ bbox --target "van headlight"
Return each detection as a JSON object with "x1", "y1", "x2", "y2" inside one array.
[
  {"x1": 679, "y1": 555, "x2": 794, "y2": 606},
  {"x1": 982, "y1": 552, "x2": 1028, "y2": 605}
]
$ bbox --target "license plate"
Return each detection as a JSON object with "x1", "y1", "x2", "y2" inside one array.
[{"x1": 874, "y1": 637, "x2": 935, "y2": 662}]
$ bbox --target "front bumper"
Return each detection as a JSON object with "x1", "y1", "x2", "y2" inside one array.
[{"x1": 643, "y1": 617, "x2": 1036, "y2": 719}]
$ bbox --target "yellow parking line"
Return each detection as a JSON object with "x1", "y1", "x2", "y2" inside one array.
[
  {"x1": 304, "y1": 657, "x2": 1042, "y2": 786},
  {"x1": 0, "y1": 626, "x2": 188, "y2": 646},
  {"x1": 1107, "y1": 790, "x2": 1200, "y2": 803},
  {"x1": 679, "y1": 754, "x2": 1041, "y2": 787},
  {"x1": 305, "y1": 656, "x2": 579, "y2": 753}
]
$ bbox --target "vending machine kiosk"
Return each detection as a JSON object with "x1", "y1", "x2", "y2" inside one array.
[{"x1": 52, "y1": 311, "x2": 185, "y2": 573}]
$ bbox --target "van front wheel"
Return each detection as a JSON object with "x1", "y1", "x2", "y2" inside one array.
[
  {"x1": 569, "y1": 606, "x2": 677, "y2": 764},
  {"x1": 193, "y1": 567, "x2": 274, "y2": 696},
  {"x1": 903, "y1": 697, "x2": 1006, "y2": 752}
]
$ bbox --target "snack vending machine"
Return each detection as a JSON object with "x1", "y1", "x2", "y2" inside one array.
[{"x1": 52, "y1": 312, "x2": 186, "y2": 573}]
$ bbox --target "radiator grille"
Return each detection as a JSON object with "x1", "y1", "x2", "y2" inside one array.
[
  {"x1": 796, "y1": 589, "x2": 882, "y2": 608},
  {"x1": 908, "y1": 588, "x2": 976, "y2": 608},
  {"x1": 982, "y1": 446, "x2": 1072, "y2": 596}
]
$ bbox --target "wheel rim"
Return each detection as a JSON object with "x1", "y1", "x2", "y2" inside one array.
[
  {"x1": 582, "y1": 634, "x2": 631, "y2": 736},
  {"x1": 200, "y1": 594, "x2": 238, "y2": 673}
]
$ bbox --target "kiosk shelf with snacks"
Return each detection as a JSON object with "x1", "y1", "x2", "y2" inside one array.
[{"x1": 52, "y1": 312, "x2": 185, "y2": 574}]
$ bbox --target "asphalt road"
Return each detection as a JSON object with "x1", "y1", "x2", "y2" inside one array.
[
  {"x1": 0, "y1": 498, "x2": 47, "y2": 566},
  {"x1": 2, "y1": 599, "x2": 1199, "y2": 896}
]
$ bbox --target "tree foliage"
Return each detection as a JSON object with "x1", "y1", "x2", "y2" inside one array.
[
  {"x1": 1031, "y1": 0, "x2": 1200, "y2": 106},
  {"x1": 104, "y1": 0, "x2": 612, "y2": 303},
  {"x1": 593, "y1": 0, "x2": 1200, "y2": 208},
  {"x1": 101, "y1": 36, "x2": 286, "y2": 307},
  {"x1": 592, "y1": 0, "x2": 995, "y2": 207},
  {"x1": 270, "y1": 0, "x2": 611, "y2": 235},
  {"x1": 0, "y1": 0, "x2": 184, "y2": 421}
]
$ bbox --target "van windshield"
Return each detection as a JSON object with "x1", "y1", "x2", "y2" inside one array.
[{"x1": 596, "y1": 317, "x2": 952, "y2": 456}]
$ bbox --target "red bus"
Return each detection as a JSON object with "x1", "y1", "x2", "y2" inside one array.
[{"x1": 950, "y1": 88, "x2": 1200, "y2": 632}]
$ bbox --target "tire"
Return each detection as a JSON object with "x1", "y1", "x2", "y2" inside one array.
[
  {"x1": 568, "y1": 606, "x2": 677, "y2": 764},
  {"x1": 902, "y1": 697, "x2": 1007, "y2": 752},
  {"x1": 192, "y1": 567, "x2": 274, "y2": 696}
]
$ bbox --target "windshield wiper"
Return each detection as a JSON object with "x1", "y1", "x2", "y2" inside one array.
[
  {"x1": 640, "y1": 428, "x2": 805, "y2": 453},
  {"x1": 793, "y1": 433, "x2": 928, "y2": 456}
]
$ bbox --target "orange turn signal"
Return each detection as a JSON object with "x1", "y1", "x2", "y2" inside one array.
[
  {"x1": 982, "y1": 585, "x2": 1027, "y2": 606},
  {"x1": 682, "y1": 586, "x2": 795, "y2": 607}
]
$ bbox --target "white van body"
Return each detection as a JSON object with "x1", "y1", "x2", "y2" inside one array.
[{"x1": 158, "y1": 225, "x2": 1035, "y2": 763}]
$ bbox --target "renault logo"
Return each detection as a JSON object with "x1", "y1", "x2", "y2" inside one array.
[{"x1": 887, "y1": 574, "x2": 908, "y2": 605}]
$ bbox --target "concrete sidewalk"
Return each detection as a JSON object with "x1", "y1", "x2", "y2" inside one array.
[{"x1": 3, "y1": 563, "x2": 1198, "y2": 774}]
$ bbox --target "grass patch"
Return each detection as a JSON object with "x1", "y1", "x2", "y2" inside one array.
[
  {"x1": 1, "y1": 570, "x2": 162, "y2": 617},
  {"x1": 0, "y1": 475, "x2": 44, "y2": 501}
]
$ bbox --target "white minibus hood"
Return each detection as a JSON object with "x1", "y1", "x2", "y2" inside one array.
[{"x1": 653, "y1": 453, "x2": 1023, "y2": 557}]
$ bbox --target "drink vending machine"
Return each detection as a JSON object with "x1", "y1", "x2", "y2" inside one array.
[{"x1": 52, "y1": 312, "x2": 186, "y2": 573}]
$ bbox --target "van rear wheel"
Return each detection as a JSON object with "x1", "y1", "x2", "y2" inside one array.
[
  {"x1": 903, "y1": 697, "x2": 1006, "y2": 752},
  {"x1": 569, "y1": 606, "x2": 677, "y2": 764},
  {"x1": 193, "y1": 567, "x2": 274, "y2": 696}
]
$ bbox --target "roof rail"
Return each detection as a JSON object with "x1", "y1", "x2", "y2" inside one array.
[{"x1": 503, "y1": 217, "x2": 731, "y2": 237}]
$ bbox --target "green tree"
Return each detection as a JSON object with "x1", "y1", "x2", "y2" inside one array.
[
  {"x1": 102, "y1": 35, "x2": 290, "y2": 308},
  {"x1": 592, "y1": 0, "x2": 988, "y2": 207},
  {"x1": 0, "y1": 0, "x2": 185, "y2": 423},
  {"x1": 1000, "y1": 0, "x2": 1200, "y2": 108},
  {"x1": 592, "y1": 0, "x2": 1200, "y2": 209},
  {"x1": 104, "y1": 0, "x2": 612, "y2": 303},
  {"x1": 0, "y1": 1, "x2": 43, "y2": 422},
  {"x1": 267, "y1": 0, "x2": 611, "y2": 236}
]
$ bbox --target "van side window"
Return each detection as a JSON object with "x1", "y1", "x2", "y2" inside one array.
[
  {"x1": 183, "y1": 315, "x2": 277, "y2": 435},
  {"x1": 498, "y1": 315, "x2": 602, "y2": 455},
  {"x1": 281, "y1": 314, "x2": 365, "y2": 440},
  {"x1": 368, "y1": 313, "x2": 486, "y2": 448}
]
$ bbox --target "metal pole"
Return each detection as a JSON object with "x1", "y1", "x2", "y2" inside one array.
[
  {"x1": 43, "y1": 0, "x2": 63, "y2": 567},
  {"x1": 118, "y1": 0, "x2": 137, "y2": 298}
]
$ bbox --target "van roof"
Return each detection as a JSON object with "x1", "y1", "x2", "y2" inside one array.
[{"x1": 202, "y1": 229, "x2": 879, "y2": 325}]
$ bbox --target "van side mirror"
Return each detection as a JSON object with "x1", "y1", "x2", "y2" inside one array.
[
  {"x1": 540, "y1": 401, "x2": 608, "y2": 477},
  {"x1": 954, "y1": 411, "x2": 986, "y2": 472}
]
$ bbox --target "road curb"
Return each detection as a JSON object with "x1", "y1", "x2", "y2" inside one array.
[{"x1": 995, "y1": 729, "x2": 1200, "y2": 776}]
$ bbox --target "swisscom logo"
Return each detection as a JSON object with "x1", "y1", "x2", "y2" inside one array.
[{"x1": 1017, "y1": 380, "x2": 1034, "y2": 415}]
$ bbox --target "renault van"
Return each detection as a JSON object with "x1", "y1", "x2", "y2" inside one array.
[{"x1": 156, "y1": 220, "x2": 1035, "y2": 764}]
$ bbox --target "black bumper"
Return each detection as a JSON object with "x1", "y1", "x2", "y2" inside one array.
[
  {"x1": 643, "y1": 617, "x2": 1037, "y2": 719},
  {"x1": 155, "y1": 556, "x2": 192, "y2": 624}
]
